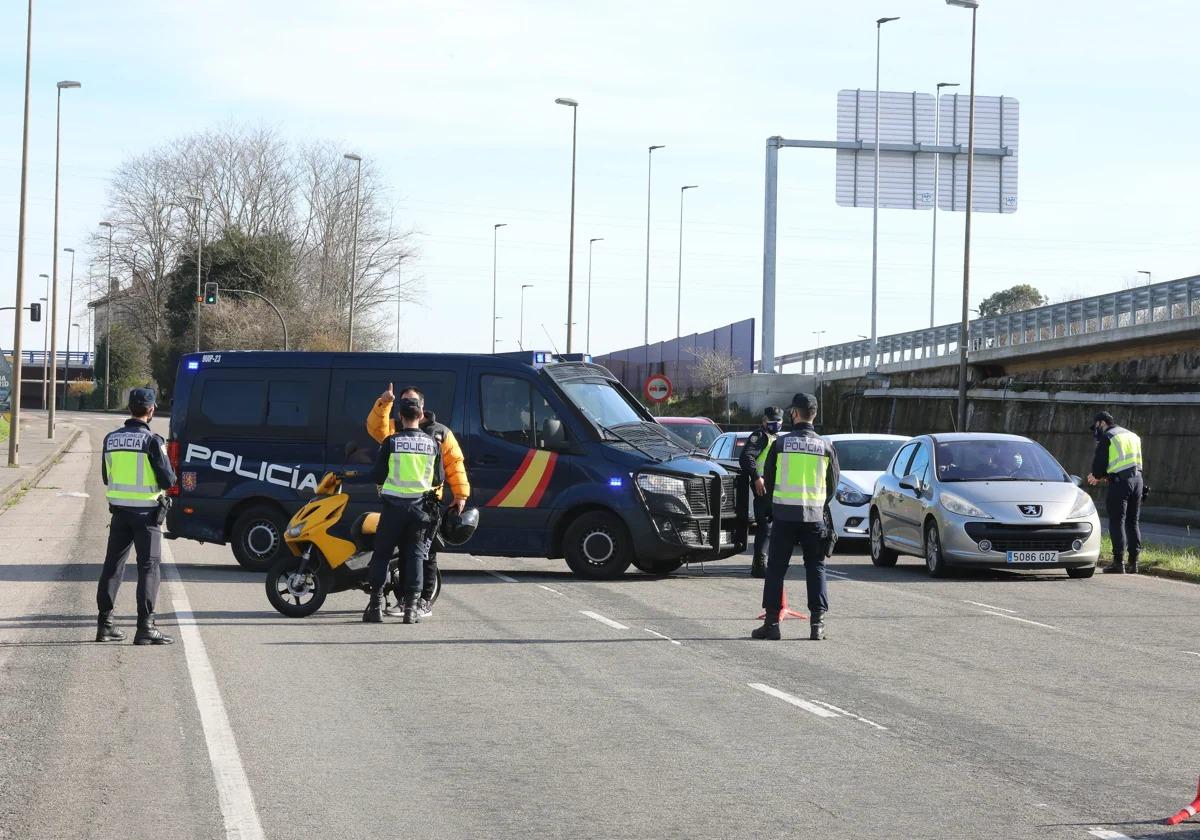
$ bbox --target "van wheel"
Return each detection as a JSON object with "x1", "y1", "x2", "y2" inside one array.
[
  {"x1": 869, "y1": 511, "x2": 898, "y2": 567},
  {"x1": 632, "y1": 557, "x2": 685, "y2": 576},
  {"x1": 231, "y1": 504, "x2": 289, "y2": 572},
  {"x1": 564, "y1": 512, "x2": 633, "y2": 580}
]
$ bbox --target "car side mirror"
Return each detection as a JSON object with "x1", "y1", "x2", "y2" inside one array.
[
  {"x1": 898, "y1": 475, "x2": 919, "y2": 492},
  {"x1": 1070, "y1": 474, "x2": 1082, "y2": 487}
]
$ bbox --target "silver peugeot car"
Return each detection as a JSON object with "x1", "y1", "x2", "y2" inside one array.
[{"x1": 869, "y1": 433, "x2": 1102, "y2": 578}]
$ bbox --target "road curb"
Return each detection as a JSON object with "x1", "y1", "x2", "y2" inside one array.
[
  {"x1": 0, "y1": 427, "x2": 83, "y2": 509},
  {"x1": 1140, "y1": 566, "x2": 1200, "y2": 585}
]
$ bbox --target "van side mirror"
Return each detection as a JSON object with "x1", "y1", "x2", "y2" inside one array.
[{"x1": 541, "y1": 437, "x2": 573, "y2": 454}]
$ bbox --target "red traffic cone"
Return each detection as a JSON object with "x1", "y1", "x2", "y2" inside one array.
[
  {"x1": 757, "y1": 590, "x2": 808, "y2": 622},
  {"x1": 1165, "y1": 776, "x2": 1200, "y2": 825}
]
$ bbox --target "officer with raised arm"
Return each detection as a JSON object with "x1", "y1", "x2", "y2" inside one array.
[
  {"x1": 740, "y1": 405, "x2": 783, "y2": 579},
  {"x1": 1087, "y1": 411, "x2": 1144, "y2": 574},
  {"x1": 752, "y1": 393, "x2": 839, "y2": 641},
  {"x1": 96, "y1": 388, "x2": 176, "y2": 645}
]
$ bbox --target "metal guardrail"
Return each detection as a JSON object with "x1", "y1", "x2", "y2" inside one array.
[
  {"x1": 16, "y1": 350, "x2": 94, "y2": 366},
  {"x1": 772, "y1": 275, "x2": 1200, "y2": 373}
]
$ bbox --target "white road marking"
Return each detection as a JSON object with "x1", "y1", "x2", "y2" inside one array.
[
  {"x1": 826, "y1": 570, "x2": 849, "y2": 578},
  {"x1": 486, "y1": 570, "x2": 518, "y2": 583},
  {"x1": 809, "y1": 700, "x2": 889, "y2": 731},
  {"x1": 1184, "y1": 651, "x2": 1200, "y2": 658},
  {"x1": 580, "y1": 610, "x2": 629, "y2": 630},
  {"x1": 536, "y1": 584, "x2": 563, "y2": 595},
  {"x1": 983, "y1": 610, "x2": 1059, "y2": 630},
  {"x1": 164, "y1": 545, "x2": 265, "y2": 840},
  {"x1": 748, "y1": 683, "x2": 841, "y2": 719},
  {"x1": 963, "y1": 599, "x2": 1017, "y2": 613},
  {"x1": 643, "y1": 627, "x2": 683, "y2": 645},
  {"x1": 1086, "y1": 829, "x2": 1132, "y2": 840}
]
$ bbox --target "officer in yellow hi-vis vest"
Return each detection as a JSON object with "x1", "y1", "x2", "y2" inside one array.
[
  {"x1": 96, "y1": 388, "x2": 176, "y2": 645},
  {"x1": 753, "y1": 393, "x2": 839, "y2": 641},
  {"x1": 1087, "y1": 411, "x2": 1144, "y2": 574},
  {"x1": 365, "y1": 386, "x2": 445, "y2": 624},
  {"x1": 739, "y1": 406, "x2": 784, "y2": 579}
]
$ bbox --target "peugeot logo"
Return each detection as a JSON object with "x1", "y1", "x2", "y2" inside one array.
[{"x1": 1018, "y1": 504, "x2": 1042, "y2": 517}]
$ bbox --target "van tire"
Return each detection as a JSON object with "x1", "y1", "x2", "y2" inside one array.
[
  {"x1": 563, "y1": 512, "x2": 633, "y2": 580},
  {"x1": 231, "y1": 504, "x2": 289, "y2": 572},
  {"x1": 632, "y1": 557, "x2": 685, "y2": 576}
]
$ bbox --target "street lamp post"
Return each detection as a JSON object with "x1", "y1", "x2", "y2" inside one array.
[
  {"x1": 947, "y1": 0, "x2": 979, "y2": 431},
  {"x1": 676, "y1": 185, "x2": 698, "y2": 341},
  {"x1": 68, "y1": 323, "x2": 79, "y2": 408},
  {"x1": 395, "y1": 254, "x2": 403, "y2": 353},
  {"x1": 519, "y1": 284, "x2": 533, "y2": 350},
  {"x1": 185, "y1": 194, "x2": 204, "y2": 352},
  {"x1": 62, "y1": 247, "x2": 75, "y2": 400},
  {"x1": 38, "y1": 277, "x2": 48, "y2": 409},
  {"x1": 98, "y1": 220, "x2": 114, "y2": 409},
  {"x1": 343, "y1": 153, "x2": 362, "y2": 351},
  {"x1": 644, "y1": 144, "x2": 665, "y2": 348},
  {"x1": 813, "y1": 329, "x2": 827, "y2": 406},
  {"x1": 8, "y1": 0, "x2": 34, "y2": 466},
  {"x1": 930, "y1": 81, "x2": 959, "y2": 328},
  {"x1": 586, "y1": 238, "x2": 603, "y2": 354},
  {"x1": 554, "y1": 98, "x2": 579, "y2": 353},
  {"x1": 492, "y1": 223, "x2": 507, "y2": 353},
  {"x1": 47, "y1": 79, "x2": 81, "y2": 438},
  {"x1": 870, "y1": 16, "x2": 900, "y2": 372},
  {"x1": 1137, "y1": 270, "x2": 1151, "y2": 286}
]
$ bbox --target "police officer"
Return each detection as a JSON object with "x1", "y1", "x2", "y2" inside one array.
[
  {"x1": 364, "y1": 387, "x2": 446, "y2": 624},
  {"x1": 1087, "y1": 411, "x2": 1144, "y2": 574},
  {"x1": 366, "y1": 384, "x2": 470, "y2": 618},
  {"x1": 752, "y1": 393, "x2": 839, "y2": 641},
  {"x1": 740, "y1": 406, "x2": 783, "y2": 579},
  {"x1": 96, "y1": 387, "x2": 176, "y2": 645}
]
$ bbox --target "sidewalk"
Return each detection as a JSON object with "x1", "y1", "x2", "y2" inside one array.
[{"x1": 0, "y1": 410, "x2": 83, "y2": 507}]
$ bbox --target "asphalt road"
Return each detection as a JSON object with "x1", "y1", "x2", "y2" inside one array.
[{"x1": 1, "y1": 412, "x2": 1198, "y2": 840}]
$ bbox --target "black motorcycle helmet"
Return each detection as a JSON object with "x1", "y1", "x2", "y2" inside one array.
[{"x1": 441, "y1": 507, "x2": 480, "y2": 546}]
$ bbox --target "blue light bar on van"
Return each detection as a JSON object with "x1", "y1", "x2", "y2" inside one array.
[
  {"x1": 609, "y1": 477, "x2": 623, "y2": 488},
  {"x1": 186, "y1": 361, "x2": 199, "y2": 371}
]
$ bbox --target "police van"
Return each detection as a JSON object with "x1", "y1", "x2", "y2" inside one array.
[{"x1": 166, "y1": 351, "x2": 744, "y2": 579}]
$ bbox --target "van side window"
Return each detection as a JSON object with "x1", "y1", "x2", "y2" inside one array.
[
  {"x1": 267, "y1": 380, "x2": 312, "y2": 427},
  {"x1": 201, "y1": 380, "x2": 267, "y2": 427},
  {"x1": 189, "y1": 369, "x2": 327, "y2": 440},
  {"x1": 481, "y1": 376, "x2": 567, "y2": 450}
]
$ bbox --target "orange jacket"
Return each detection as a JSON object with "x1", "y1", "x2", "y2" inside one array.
[{"x1": 367, "y1": 399, "x2": 470, "y2": 501}]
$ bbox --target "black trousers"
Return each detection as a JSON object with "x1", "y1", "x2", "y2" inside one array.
[
  {"x1": 97, "y1": 507, "x2": 162, "y2": 620},
  {"x1": 369, "y1": 501, "x2": 432, "y2": 598},
  {"x1": 752, "y1": 493, "x2": 772, "y2": 559},
  {"x1": 1106, "y1": 472, "x2": 1143, "y2": 561},
  {"x1": 392, "y1": 538, "x2": 440, "y2": 601},
  {"x1": 762, "y1": 517, "x2": 828, "y2": 618}
]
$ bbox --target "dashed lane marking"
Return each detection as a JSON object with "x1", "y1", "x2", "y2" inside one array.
[
  {"x1": 809, "y1": 700, "x2": 889, "y2": 731},
  {"x1": 748, "y1": 683, "x2": 841, "y2": 719},
  {"x1": 580, "y1": 610, "x2": 629, "y2": 630},
  {"x1": 643, "y1": 627, "x2": 683, "y2": 645},
  {"x1": 1086, "y1": 829, "x2": 1132, "y2": 840},
  {"x1": 1184, "y1": 651, "x2": 1200, "y2": 658},
  {"x1": 164, "y1": 544, "x2": 265, "y2": 840},
  {"x1": 963, "y1": 600, "x2": 1017, "y2": 613},
  {"x1": 983, "y1": 610, "x2": 1059, "y2": 630},
  {"x1": 537, "y1": 584, "x2": 564, "y2": 595},
  {"x1": 486, "y1": 570, "x2": 518, "y2": 583}
]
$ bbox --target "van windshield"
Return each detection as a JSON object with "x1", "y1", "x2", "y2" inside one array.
[{"x1": 559, "y1": 381, "x2": 643, "y2": 428}]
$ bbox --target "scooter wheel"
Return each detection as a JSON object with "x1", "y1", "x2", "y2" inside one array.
[{"x1": 266, "y1": 553, "x2": 329, "y2": 618}]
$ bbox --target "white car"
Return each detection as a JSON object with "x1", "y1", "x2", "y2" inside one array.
[{"x1": 822, "y1": 434, "x2": 911, "y2": 541}]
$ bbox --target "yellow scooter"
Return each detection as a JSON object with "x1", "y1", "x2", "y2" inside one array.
[{"x1": 265, "y1": 468, "x2": 442, "y2": 618}]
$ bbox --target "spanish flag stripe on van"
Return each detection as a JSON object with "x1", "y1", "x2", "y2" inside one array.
[{"x1": 487, "y1": 450, "x2": 558, "y2": 508}]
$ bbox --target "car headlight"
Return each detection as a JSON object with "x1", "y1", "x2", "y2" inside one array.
[
  {"x1": 636, "y1": 473, "x2": 691, "y2": 516},
  {"x1": 940, "y1": 490, "x2": 992, "y2": 519},
  {"x1": 835, "y1": 483, "x2": 869, "y2": 507},
  {"x1": 1068, "y1": 489, "x2": 1097, "y2": 519},
  {"x1": 286, "y1": 524, "x2": 303, "y2": 538}
]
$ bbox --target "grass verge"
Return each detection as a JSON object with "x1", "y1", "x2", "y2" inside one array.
[
  {"x1": 1100, "y1": 535, "x2": 1200, "y2": 583},
  {"x1": 0, "y1": 413, "x2": 9, "y2": 443}
]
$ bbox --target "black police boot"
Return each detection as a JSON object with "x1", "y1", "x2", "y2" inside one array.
[
  {"x1": 1127, "y1": 556, "x2": 1140, "y2": 574},
  {"x1": 95, "y1": 611, "x2": 125, "y2": 643},
  {"x1": 402, "y1": 594, "x2": 421, "y2": 625},
  {"x1": 133, "y1": 615, "x2": 174, "y2": 646},
  {"x1": 810, "y1": 611, "x2": 827, "y2": 641},
  {"x1": 750, "y1": 620, "x2": 781, "y2": 640},
  {"x1": 750, "y1": 555, "x2": 767, "y2": 579},
  {"x1": 1102, "y1": 556, "x2": 1126, "y2": 574},
  {"x1": 362, "y1": 594, "x2": 383, "y2": 623}
]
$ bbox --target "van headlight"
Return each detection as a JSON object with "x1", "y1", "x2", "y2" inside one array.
[
  {"x1": 1068, "y1": 489, "x2": 1097, "y2": 519},
  {"x1": 835, "y1": 483, "x2": 869, "y2": 507},
  {"x1": 940, "y1": 491, "x2": 992, "y2": 519},
  {"x1": 636, "y1": 473, "x2": 691, "y2": 516}
]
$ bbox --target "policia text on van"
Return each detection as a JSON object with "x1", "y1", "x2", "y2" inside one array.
[{"x1": 165, "y1": 351, "x2": 744, "y2": 578}]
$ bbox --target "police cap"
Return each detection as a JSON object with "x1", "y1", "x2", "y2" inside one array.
[
  {"x1": 1093, "y1": 411, "x2": 1115, "y2": 425},
  {"x1": 763, "y1": 405, "x2": 783, "y2": 421},
  {"x1": 128, "y1": 387, "x2": 156, "y2": 410},
  {"x1": 790, "y1": 392, "x2": 818, "y2": 413}
]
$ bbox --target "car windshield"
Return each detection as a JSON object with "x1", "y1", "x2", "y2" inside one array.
[
  {"x1": 558, "y1": 380, "x2": 643, "y2": 428},
  {"x1": 665, "y1": 424, "x2": 722, "y2": 450},
  {"x1": 832, "y1": 439, "x2": 906, "y2": 471},
  {"x1": 934, "y1": 439, "x2": 1069, "y2": 483}
]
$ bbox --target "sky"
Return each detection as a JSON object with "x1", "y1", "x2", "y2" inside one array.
[{"x1": 2, "y1": 0, "x2": 1199, "y2": 364}]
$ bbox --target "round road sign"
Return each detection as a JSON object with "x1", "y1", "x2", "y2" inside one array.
[{"x1": 644, "y1": 374, "x2": 672, "y2": 404}]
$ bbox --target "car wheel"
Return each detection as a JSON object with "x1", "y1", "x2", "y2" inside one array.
[
  {"x1": 869, "y1": 511, "x2": 898, "y2": 567},
  {"x1": 1066, "y1": 565, "x2": 1095, "y2": 579},
  {"x1": 564, "y1": 511, "x2": 634, "y2": 580},
  {"x1": 632, "y1": 557, "x2": 685, "y2": 576},
  {"x1": 924, "y1": 521, "x2": 951, "y2": 578},
  {"x1": 231, "y1": 504, "x2": 289, "y2": 572}
]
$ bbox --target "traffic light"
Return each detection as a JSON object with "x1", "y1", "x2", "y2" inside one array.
[
  {"x1": 203, "y1": 281, "x2": 218, "y2": 306},
  {"x1": 29, "y1": 302, "x2": 41, "y2": 322}
]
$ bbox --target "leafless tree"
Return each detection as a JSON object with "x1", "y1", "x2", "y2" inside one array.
[{"x1": 688, "y1": 348, "x2": 740, "y2": 415}]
